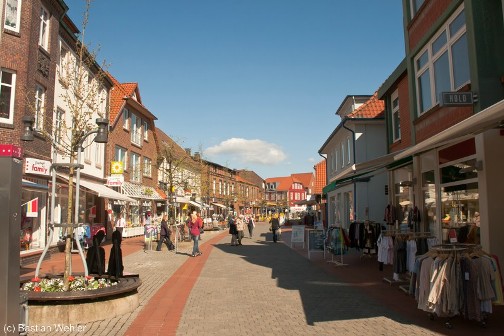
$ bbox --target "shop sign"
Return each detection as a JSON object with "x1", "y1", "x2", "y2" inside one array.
[
  {"x1": 106, "y1": 175, "x2": 124, "y2": 186},
  {"x1": 111, "y1": 161, "x2": 124, "y2": 174},
  {"x1": 440, "y1": 92, "x2": 474, "y2": 106},
  {"x1": 142, "y1": 201, "x2": 151, "y2": 207},
  {"x1": 24, "y1": 158, "x2": 51, "y2": 176},
  {"x1": 113, "y1": 200, "x2": 127, "y2": 206}
]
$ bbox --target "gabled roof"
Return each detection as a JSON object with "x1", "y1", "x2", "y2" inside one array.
[
  {"x1": 264, "y1": 176, "x2": 293, "y2": 192},
  {"x1": 291, "y1": 172, "x2": 314, "y2": 189},
  {"x1": 313, "y1": 160, "x2": 326, "y2": 195},
  {"x1": 108, "y1": 72, "x2": 156, "y2": 125},
  {"x1": 347, "y1": 92, "x2": 384, "y2": 119}
]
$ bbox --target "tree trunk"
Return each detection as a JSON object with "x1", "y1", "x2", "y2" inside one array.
[{"x1": 63, "y1": 164, "x2": 75, "y2": 291}]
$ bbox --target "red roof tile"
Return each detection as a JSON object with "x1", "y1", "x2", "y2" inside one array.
[{"x1": 347, "y1": 92, "x2": 384, "y2": 119}]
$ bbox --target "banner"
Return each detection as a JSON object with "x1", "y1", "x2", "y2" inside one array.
[
  {"x1": 89, "y1": 205, "x2": 96, "y2": 219},
  {"x1": 23, "y1": 198, "x2": 39, "y2": 218}
]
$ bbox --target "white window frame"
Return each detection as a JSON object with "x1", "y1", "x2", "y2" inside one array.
[
  {"x1": 95, "y1": 142, "x2": 103, "y2": 168},
  {"x1": 83, "y1": 136, "x2": 92, "y2": 163},
  {"x1": 143, "y1": 121, "x2": 149, "y2": 141},
  {"x1": 123, "y1": 108, "x2": 130, "y2": 130},
  {"x1": 4, "y1": 0, "x2": 22, "y2": 32},
  {"x1": 114, "y1": 146, "x2": 128, "y2": 171},
  {"x1": 391, "y1": 89, "x2": 401, "y2": 142},
  {"x1": 130, "y1": 152, "x2": 141, "y2": 183},
  {"x1": 347, "y1": 137, "x2": 351, "y2": 164},
  {"x1": 38, "y1": 6, "x2": 49, "y2": 50},
  {"x1": 34, "y1": 84, "x2": 45, "y2": 131},
  {"x1": 341, "y1": 143, "x2": 345, "y2": 168},
  {"x1": 130, "y1": 113, "x2": 142, "y2": 146},
  {"x1": 0, "y1": 69, "x2": 16, "y2": 124},
  {"x1": 55, "y1": 107, "x2": 65, "y2": 145},
  {"x1": 143, "y1": 157, "x2": 152, "y2": 177},
  {"x1": 414, "y1": 5, "x2": 469, "y2": 115}
]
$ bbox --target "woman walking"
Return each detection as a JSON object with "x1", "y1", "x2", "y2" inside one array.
[
  {"x1": 188, "y1": 211, "x2": 203, "y2": 257},
  {"x1": 229, "y1": 215, "x2": 238, "y2": 246},
  {"x1": 236, "y1": 215, "x2": 245, "y2": 245}
]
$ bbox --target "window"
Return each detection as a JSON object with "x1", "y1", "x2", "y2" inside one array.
[
  {"x1": 38, "y1": 6, "x2": 49, "y2": 50},
  {"x1": 143, "y1": 157, "x2": 152, "y2": 177},
  {"x1": 59, "y1": 44, "x2": 70, "y2": 81},
  {"x1": 122, "y1": 108, "x2": 129, "y2": 129},
  {"x1": 55, "y1": 108, "x2": 65, "y2": 145},
  {"x1": 83, "y1": 136, "x2": 92, "y2": 163},
  {"x1": 414, "y1": 5, "x2": 469, "y2": 114},
  {"x1": 34, "y1": 84, "x2": 45, "y2": 130},
  {"x1": 335, "y1": 149, "x2": 338, "y2": 172},
  {"x1": 391, "y1": 90, "x2": 401, "y2": 141},
  {"x1": 0, "y1": 69, "x2": 16, "y2": 124},
  {"x1": 341, "y1": 143, "x2": 345, "y2": 168},
  {"x1": 347, "y1": 138, "x2": 351, "y2": 164},
  {"x1": 4, "y1": 0, "x2": 21, "y2": 32},
  {"x1": 95, "y1": 143, "x2": 102, "y2": 168},
  {"x1": 143, "y1": 121, "x2": 149, "y2": 141},
  {"x1": 130, "y1": 113, "x2": 142, "y2": 146},
  {"x1": 98, "y1": 88, "x2": 107, "y2": 115},
  {"x1": 130, "y1": 153, "x2": 141, "y2": 183},
  {"x1": 410, "y1": 0, "x2": 425, "y2": 17},
  {"x1": 114, "y1": 146, "x2": 128, "y2": 171}
]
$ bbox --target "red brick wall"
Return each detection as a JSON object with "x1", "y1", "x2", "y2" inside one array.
[
  {"x1": 390, "y1": 75, "x2": 412, "y2": 153},
  {"x1": 414, "y1": 105, "x2": 473, "y2": 142},
  {"x1": 408, "y1": 0, "x2": 452, "y2": 51},
  {"x1": 107, "y1": 108, "x2": 159, "y2": 189},
  {"x1": 0, "y1": 0, "x2": 63, "y2": 160}
]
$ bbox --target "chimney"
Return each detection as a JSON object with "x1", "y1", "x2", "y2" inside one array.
[
  {"x1": 185, "y1": 148, "x2": 191, "y2": 156},
  {"x1": 194, "y1": 152, "x2": 201, "y2": 161}
]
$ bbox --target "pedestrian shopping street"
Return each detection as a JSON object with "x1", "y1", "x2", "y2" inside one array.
[{"x1": 21, "y1": 222, "x2": 504, "y2": 336}]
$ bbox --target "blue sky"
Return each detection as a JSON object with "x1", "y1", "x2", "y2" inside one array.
[{"x1": 66, "y1": 0, "x2": 405, "y2": 179}]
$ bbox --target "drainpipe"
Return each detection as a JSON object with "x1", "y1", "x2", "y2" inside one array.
[
  {"x1": 342, "y1": 117, "x2": 357, "y2": 223},
  {"x1": 318, "y1": 152, "x2": 328, "y2": 227}
]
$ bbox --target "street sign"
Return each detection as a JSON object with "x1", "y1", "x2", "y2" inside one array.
[{"x1": 440, "y1": 92, "x2": 474, "y2": 106}]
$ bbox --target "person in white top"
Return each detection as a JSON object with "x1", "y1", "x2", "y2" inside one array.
[{"x1": 115, "y1": 213, "x2": 126, "y2": 236}]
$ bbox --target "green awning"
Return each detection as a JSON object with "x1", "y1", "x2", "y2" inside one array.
[
  {"x1": 322, "y1": 181, "x2": 337, "y2": 194},
  {"x1": 386, "y1": 156, "x2": 412, "y2": 169}
]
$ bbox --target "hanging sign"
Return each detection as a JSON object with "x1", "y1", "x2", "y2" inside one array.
[
  {"x1": 24, "y1": 158, "x2": 51, "y2": 176},
  {"x1": 110, "y1": 161, "x2": 124, "y2": 174}
]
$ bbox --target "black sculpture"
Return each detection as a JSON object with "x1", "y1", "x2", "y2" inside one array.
[
  {"x1": 107, "y1": 230, "x2": 124, "y2": 278},
  {"x1": 85, "y1": 230, "x2": 106, "y2": 275}
]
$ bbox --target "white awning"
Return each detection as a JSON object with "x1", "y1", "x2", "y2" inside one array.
[
  {"x1": 212, "y1": 203, "x2": 227, "y2": 209},
  {"x1": 57, "y1": 174, "x2": 134, "y2": 202},
  {"x1": 395, "y1": 99, "x2": 504, "y2": 160},
  {"x1": 188, "y1": 200, "x2": 202, "y2": 208}
]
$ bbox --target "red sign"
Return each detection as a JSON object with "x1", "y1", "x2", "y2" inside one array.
[{"x1": 0, "y1": 144, "x2": 22, "y2": 159}]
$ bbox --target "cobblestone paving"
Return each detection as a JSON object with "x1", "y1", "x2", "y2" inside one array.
[
  {"x1": 27, "y1": 231, "x2": 223, "y2": 336},
  {"x1": 177, "y1": 224, "x2": 444, "y2": 336}
]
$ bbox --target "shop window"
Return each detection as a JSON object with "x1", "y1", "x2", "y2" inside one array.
[{"x1": 422, "y1": 170, "x2": 436, "y2": 234}]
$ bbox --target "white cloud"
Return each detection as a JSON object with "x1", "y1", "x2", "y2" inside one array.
[{"x1": 205, "y1": 138, "x2": 287, "y2": 165}]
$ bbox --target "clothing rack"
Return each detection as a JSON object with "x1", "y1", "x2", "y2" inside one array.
[
  {"x1": 325, "y1": 226, "x2": 347, "y2": 266},
  {"x1": 381, "y1": 231, "x2": 436, "y2": 286},
  {"x1": 413, "y1": 243, "x2": 497, "y2": 329}
]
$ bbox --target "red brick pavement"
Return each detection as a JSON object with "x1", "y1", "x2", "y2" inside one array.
[{"x1": 124, "y1": 232, "x2": 227, "y2": 336}]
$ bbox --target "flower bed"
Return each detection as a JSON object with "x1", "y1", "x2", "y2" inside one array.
[{"x1": 22, "y1": 275, "x2": 117, "y2": 293}]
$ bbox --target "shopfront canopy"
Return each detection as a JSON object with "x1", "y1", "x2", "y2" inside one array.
[
  {"x1": 212, "y1": 203, "x2": 228, "y2": 209},
  {"x1": 57, "y1": 174, "x2": 134, "y2": 202}
]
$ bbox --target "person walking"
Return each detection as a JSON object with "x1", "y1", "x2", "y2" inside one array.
[
  {"x1": 236, "y1": 215, "x2": 245, "y2": 245},
  {"x1": 246, "y1": 215, "x2": 255, "y2": 238},
  {"x1": 114, "y1": 213, "x2": 125, "y2": 236},
  {"x1": 229, "y1": 215, "x2": 238, "y2": 246},
  {"x1": 156, "y1": 214, "x2": 174, "y2": 251},
  {"x1": 270, "y1": 214, "x2": 281, "y2": 243},
  {"x1": 188, "y1": 211, "x2": 203, "y2": 257}
]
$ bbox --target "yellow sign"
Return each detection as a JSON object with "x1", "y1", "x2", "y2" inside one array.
[{"x1": 111, "y1": 161, "x2": 124, "y2": 174}]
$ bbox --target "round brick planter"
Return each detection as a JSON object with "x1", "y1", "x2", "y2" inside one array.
[{"x1": 22, "y1": 275, "x2": 141, "y2": 325}]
